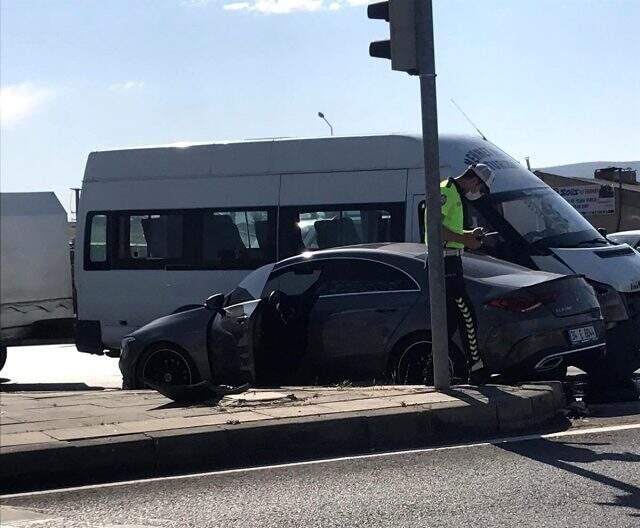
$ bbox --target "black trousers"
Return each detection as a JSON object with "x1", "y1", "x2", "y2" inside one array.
[{"x1": 444, "y1": 254, "x2": 483, "y2": 372}]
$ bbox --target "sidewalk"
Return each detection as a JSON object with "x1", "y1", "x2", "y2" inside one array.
[{"x1": 0, "y1": 383, "x2": 565, "y2": 493}]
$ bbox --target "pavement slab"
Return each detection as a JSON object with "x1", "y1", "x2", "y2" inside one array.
[{"x1": 0, "y1": 382, "x2": 566, "y2": 493}]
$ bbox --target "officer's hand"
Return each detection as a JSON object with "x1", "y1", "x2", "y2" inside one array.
[
  {"x1": 471, "y1": 227, "x2": 486, "y2": 240},
  {"x1": 464, "y1": 232, "x2": 483, "y2": 250}
]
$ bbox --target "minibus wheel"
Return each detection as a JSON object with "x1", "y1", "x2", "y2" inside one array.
[{"x1": 138, "y1": 343, "x2": 198, "y2": 388}]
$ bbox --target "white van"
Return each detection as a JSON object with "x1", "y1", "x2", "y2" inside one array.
[{"x1": 75, "y1": 134, "x2": 640, "y2": 381}]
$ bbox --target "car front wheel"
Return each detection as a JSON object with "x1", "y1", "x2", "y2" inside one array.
[{"x1": 137, "y1": 343, "x2": 198, "y2": 388}]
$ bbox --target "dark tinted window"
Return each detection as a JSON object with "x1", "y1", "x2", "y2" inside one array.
[
  {"x1": 120, "y1": 213, "x2": 187, "y2": 261},
  {"x1": 318, "y1": 259, "x2": 417, "y2": 295},
  {"x1": 262, "y1": 261, "x2": 324, "y2": 298},
  {"x1": 202, "y1": 210, "x2": 275, "y2": 268},
  {"x1": 279, "y1": 203, "x2": 404, "y2": 258},
  {"x1": 226, "y1": 264, "x2": 274, "y2": 305},
  {"x1": 85, "y1": 208, "x2": 276, "y2": 271}
]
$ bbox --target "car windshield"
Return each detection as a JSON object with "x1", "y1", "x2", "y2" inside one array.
[
  {"x1": 225, "y1": 263, "x2": 274, "y2": 306},
  {"x1": 489, "y1": 188, "x2": 607, "y2": 249}
]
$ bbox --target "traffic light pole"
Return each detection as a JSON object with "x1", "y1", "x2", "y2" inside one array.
[
  {"x1": 416, "y1": 0, "x2": 450, "y2": 390},
  {"x1": 367, "y1": 0, "x2": 450, "y2": 389}
]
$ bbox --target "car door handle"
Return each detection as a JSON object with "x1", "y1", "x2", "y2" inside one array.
[{"x1": 375, "y1": 308, "x2": 398, "y2": 313}]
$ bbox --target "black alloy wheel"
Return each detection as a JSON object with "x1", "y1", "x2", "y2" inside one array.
[
  {"x1": 139, "y1": 344, "x2": 195, "y2": 387},
  {"x1": 392, "y1": 335, "x2": 462, "y2": 386}
]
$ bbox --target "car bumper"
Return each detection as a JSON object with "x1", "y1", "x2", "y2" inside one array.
[
  {"x1": 483, "y1": 316, "x2": 606, "y2": 375},
  {"x1": 119, "y1": 336, "x2": 140, "y2": 389}
]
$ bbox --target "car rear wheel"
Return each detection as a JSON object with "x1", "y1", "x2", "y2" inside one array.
[
  {"x1": 389, "y1": 334, "x2": 467, "y2": 386},
  {"x1": 138, "y1": 343, "x2": 198, "y2": 388}
]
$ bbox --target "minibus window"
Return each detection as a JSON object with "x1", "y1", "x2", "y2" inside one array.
[
  {"x1": 108, "y1": 208, "x2": 275, "y2": 270},
  {"x1": 117, "y1": 213, "x2": 185, "y2": 263},
  {"x1": 88, "y1": 214, "x2": 107, "y2": 263},
  {"x1": 281, "y1": 205, "x2": 400, "y2": 256},
  {"x1": 203, "y1": 209, "x2": 275, "y2": 268}
]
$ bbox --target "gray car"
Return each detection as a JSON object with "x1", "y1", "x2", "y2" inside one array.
[
  {"x1": 120, "y1": 243, "x2": 606, "y2": 388},
  {"x1": 609, "y1": 230, "x2": 640, "y2": 251}
]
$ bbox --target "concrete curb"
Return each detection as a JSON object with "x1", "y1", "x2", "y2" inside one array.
[{"x1": 0, "y1": 383, "x2": 566, "y2": 494}]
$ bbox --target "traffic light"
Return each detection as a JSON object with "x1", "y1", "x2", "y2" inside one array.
[{"x1": 368, "y1": 0, "x2": 418, "y2": 75}]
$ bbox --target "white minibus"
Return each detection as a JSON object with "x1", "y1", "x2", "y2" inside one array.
[{"x1": 75, "y1": 134, "x2": 640, "y2": 383}]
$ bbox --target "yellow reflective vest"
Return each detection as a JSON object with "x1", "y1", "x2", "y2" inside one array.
[{"x1": 424, "y1": 179, "x2": 465, "y2": 250}]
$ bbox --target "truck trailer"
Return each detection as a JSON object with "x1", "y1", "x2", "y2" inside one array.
[{"x1": 0, "y1": 192, "x2": 75, "y2": 371}]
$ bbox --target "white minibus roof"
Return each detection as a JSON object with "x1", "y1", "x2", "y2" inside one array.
[{"x1": 83, "y1": 134, "x2": 547, "y2": 194}]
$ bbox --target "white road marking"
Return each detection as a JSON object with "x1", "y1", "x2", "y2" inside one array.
[{"x1": 2, "y1": 421, "x2": 639, "y2": 500}]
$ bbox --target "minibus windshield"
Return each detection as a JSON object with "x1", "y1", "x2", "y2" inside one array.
[{"x1": 489, "y1": 188, "x2": 608, "y2": 249}]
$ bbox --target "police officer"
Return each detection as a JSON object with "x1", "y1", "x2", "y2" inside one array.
[{"x1": 425, "y1": 163, "x2": 494, "y2": 383}]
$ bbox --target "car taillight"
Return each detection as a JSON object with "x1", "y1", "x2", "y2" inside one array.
[{"x1": 486, "y1": 296, "x2": 543, "y2": 313}]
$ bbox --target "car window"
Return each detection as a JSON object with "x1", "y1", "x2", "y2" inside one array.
[
  {"x1": 226, "y1": 263, "x2": 274, "y2": 306},
  {"x1": 318, "y1": 259, "x2": 418, "y2": 296},
  {"x1": 262, "y1": 261, "x2": 325, "y2": 298}
]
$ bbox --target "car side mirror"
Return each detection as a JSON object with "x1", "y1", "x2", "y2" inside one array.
[
  {"x1": 597, "y1": 227, "x2": 608, "y2": 237},
  {"x1": 204, "y1": 293, "x2": 225, "y2": 312}
]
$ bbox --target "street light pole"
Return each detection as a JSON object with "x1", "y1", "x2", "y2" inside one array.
[
  {"x1": 317, "y1": 112, "x2": 334, "y2": 136},
  {"x1": 416, "y1": 0, "x2": 450, "y2": 390}
]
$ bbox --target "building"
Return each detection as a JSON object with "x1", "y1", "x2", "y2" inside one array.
[{"x1": 535, "y1": 167, "x2": 640, "y2": 233}]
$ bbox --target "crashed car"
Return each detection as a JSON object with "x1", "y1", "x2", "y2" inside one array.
[{"x1": 120, "y1": 243, "x2": 606, "y2": 388}]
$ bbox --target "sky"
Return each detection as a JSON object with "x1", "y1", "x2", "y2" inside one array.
[{"x1": 1, "y1": 0, "x2": 639, "y2": 212}]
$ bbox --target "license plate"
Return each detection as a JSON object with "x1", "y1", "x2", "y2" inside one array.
[{"x1": 568, "y1": 325, "x2": 597, "y2": 345}]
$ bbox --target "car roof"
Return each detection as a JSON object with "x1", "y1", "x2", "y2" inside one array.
[
  {"x1": 274, "y1": 243, "x2": 427, "y2": 267},
  {"x1": 272, "y1": 242, "x2": 541, "y2": 279}
]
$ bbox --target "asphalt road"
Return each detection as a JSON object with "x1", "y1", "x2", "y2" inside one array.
[{"x1": 2, "y1": 425, "x2": 639, "y2": 528}]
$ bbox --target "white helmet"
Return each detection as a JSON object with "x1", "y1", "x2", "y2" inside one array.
[{"x1": 469, "y1": 163, "x2": 495, "y2": 189}]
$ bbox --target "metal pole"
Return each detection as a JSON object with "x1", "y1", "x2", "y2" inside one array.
[
  {"x1": 617, "y1": 168, "x2": 623, "y2": 231},
  {"x1": 70, "y1": 187, "x2": 81, "y2": 223},
  {"x1": 416, "y1": 0, "x2": 450, "y2": 390}
]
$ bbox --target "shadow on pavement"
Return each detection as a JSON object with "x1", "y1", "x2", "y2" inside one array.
[
  {"x1": 498, "y1": 438, "x2": 640, "y2": 516},
  {"x1": 0, "y1": 382, "x2": 106, "y2": 392},
  {"x1": 442, "y1": 385, "x2": 515, "y2": 403}
]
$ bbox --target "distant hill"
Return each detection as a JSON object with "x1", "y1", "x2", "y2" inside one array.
[{"x1": 536, "y1": 161, "x2": 640, "y2": 182}]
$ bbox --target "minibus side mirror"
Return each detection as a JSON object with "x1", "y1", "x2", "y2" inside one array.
[
  {"x1": 204, "y1": 293, "x2": 225, "y2": 313},
  {"x1": 597, "y1": 227, "x2": 608, "y2": 237}
]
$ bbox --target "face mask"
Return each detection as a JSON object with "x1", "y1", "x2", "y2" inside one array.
[{"x1": 465, "y1": 191, "x2": 483, "y2": 201}]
